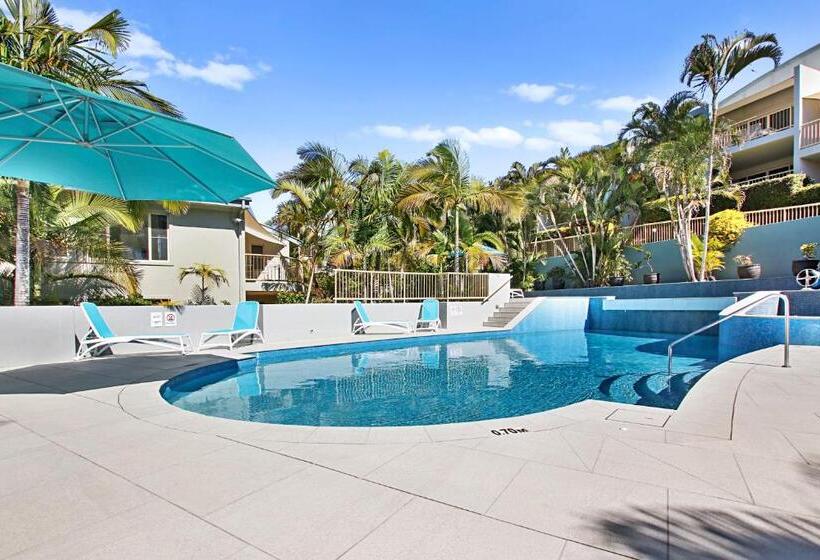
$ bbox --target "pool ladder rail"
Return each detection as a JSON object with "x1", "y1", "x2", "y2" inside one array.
[{"x1": 667, "y1": 291, "x2": 790, "y2": 375}]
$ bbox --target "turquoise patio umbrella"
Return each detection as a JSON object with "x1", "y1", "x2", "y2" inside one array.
[{"x1": 0, "y1": 62, "x2": 275, "y2": 201}]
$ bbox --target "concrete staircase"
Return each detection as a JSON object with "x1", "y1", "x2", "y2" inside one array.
[{"x1": 483, "y1": 298, "x2": 536, "y2": 328}]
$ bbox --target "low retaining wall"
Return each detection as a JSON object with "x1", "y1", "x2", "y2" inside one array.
[
  {"x1": 0, "y1": 295, "x2": 509, "y2": 371},
  {"x1": 718, "y1": 315, "x2": 820, "y2": 361}
]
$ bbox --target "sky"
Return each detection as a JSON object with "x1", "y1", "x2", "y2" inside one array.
[{"x1": 52, "y1": 1, "x2": 820, "y2": 222}]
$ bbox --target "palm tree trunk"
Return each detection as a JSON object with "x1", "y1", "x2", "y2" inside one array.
[
  {"x1": 699, "y1": 95, "x2": 718, "y2": 281},
  {"x1": 304, "y1": 256, "x2": 317, "y2": 303},
  {"x1": 14, "y1": 179, "x2": 31, "y2": 306},
  {"x1": 453, "y1": 208, "x2": 460, "y2": 273}
]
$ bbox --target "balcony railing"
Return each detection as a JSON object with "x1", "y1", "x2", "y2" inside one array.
[
  {"x1": 534, "y1": 201, "x2": 820, "y2": 257},
  {"x1": 800, "y1": 118, "x2": 820, "y2": 149},
  {"x1": 334, "y1": 270, "x2": 489, "y2": 302},
  {"x1": 245, "y1": 253, "x2": 299, "y2": 283},
  {"x1": 732, "y1": 169, "x2": 792, "y2": 188},
  {"x1": 719, "y1": 106, "x2": 793, "y2": 147}
]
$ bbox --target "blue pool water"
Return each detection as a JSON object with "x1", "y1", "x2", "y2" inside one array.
[{"x1": 162, "y1": 330, "x2": 719, "y2": 427}]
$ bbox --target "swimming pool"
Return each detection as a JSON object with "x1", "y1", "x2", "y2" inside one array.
[{"x1": 162, "y1": 329, "x2": 719, "y2": 427}]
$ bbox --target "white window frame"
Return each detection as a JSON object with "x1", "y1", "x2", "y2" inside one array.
[{"x1": 123, "y1": 213, "x2": 170, "y2": 264}]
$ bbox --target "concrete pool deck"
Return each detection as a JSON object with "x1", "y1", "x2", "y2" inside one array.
[{"x1": 1, "y1": 345, "x2": 819, "y2": 559}]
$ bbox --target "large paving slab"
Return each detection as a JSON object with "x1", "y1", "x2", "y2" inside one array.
[{"x1": 0, "y1": 345, "x2": 818, "y2": 558}]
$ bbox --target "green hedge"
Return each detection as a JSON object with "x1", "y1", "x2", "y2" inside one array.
[{"x1": 639, "y1": 174, "x2": 820, "y2": 223}]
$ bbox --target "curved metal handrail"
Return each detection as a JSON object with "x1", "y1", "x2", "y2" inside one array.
[{"x1": 667, "y1": 292, "x2": 790, "y2": 374}]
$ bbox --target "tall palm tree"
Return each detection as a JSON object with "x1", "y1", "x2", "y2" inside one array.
[
  {"x1": 399, "y1": 139, "x2": 520, "y2": 272},
  {"x1": 681, "y1": 31, "x2": 781, "y2": 280},
  {"x1": 178, "y1": 263, "x2": 228, "y2": 305},
  {"x1": 273, "y1": 142, "x2": 355, "y2": 302},
  {"x1": 620, "y1": 91, "x2": 704, "y2": 149},
  {"x1": 0, "y1": 0, "x2": 179, "y2": 305}
]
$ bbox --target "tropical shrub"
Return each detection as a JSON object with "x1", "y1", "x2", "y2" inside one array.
[
  {"x1": 800, "y1": 242, "x2": 817, "y2": 259},
  {"x1": 708, "y1": 210, "x2": 750, "y2": 247},
  {"x1": 690, "y1": 236, "x2": 725, "y2": 277},
  {"x1": 270, "y1": 291, "x2": 306, "y2": 304}
]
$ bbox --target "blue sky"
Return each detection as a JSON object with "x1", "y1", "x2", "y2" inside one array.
[{"x1": 55, "y1": 1, "x2": 820, "y2": 221}]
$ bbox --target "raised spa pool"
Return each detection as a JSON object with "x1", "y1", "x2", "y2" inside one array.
[{"x1": 161, "y1": 329, "x2": 719, "y2": 427}]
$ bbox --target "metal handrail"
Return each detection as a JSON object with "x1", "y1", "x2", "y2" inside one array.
[{"x1": 667, "y1": 292, "x2": 790, "y2": 374}]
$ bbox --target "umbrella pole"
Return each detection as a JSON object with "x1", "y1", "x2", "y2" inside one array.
[{"x1": 14, "y1": 179, "x2": 30, "y2": 306}]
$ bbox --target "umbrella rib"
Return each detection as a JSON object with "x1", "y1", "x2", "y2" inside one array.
[
  {"x1": 50, "y1": 84, "x2": 84, "y2": 141},
  {"x1": 88, "y1": 104, "x2": 127, "y2": 199},
  {"x1": 0, "y1": 111, "x2": 72, "y2": 167},
  {"x1": 90, "y1": 114, "x2": 155, "y2": 145},
  {"x1": 139, "y1": 120, "x2": 274, "y2": 186},
  {"x1": 0, "y1": 98, "x2": 80, "y2": 143},
  {"x1": 92, "y1": 103, "x2": 229, "y2": 203},
  {"x1": 0, "y1": 98, "x2": 81, "y2": 123}
]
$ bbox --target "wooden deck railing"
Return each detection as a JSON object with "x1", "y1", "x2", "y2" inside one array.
[
  {"x1": 534, "y1": 202, "x2": 820, "y2": 257},
  {"x1": 334, "y1": 270, "x2": 489, "y2": 302},
  {"x1": 719, "y1": 106, "x2": 793, "y2": 147},
  {"x1": 800, "y1": 118, "x2": 820, "y2": 149},
  {"x1": 245, "y1": 254, "x2": 298, "y2": 282}
]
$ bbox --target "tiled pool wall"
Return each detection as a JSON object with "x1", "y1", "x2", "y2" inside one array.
[
  {"x1": 513, "y1": 297, "x2": 728, "y2": 335},
  {"x1": 718, "y1": 315, "x2": 820, "y2": 361}
]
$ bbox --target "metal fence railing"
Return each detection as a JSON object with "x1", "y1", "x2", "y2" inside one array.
[
  {"x1": 534, "y1": 202, "x2": 820, "y2": 257},
  {"x1": 334, "y1": 270, "x2": 489, "y2": 302},
  {"x1": 245, "y1": 254, "x2": 300, "y2": 283},
  {"x1": 719, "y1": 106, "x2": 793, "y2": 147}
]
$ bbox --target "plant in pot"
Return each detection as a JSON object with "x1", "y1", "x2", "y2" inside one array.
[
  {"x1": 547, "y1": 267, "x2": 567, "y2": 290},
  {"x1": 639, "y1": 250, "x2": 660, "y2": 284},
  {"x1": 792, "y1": 242, "x2": 818, "y2": 276},
  {"x1": 606, "y1": 254, "x2": 633, "y2": 287},
  {"x1": 734, "y1": 254, "x2": 762, "y2": 279}
]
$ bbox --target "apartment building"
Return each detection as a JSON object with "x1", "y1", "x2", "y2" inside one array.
[
  {"x1": 719, "y1": 42, "x2": 820, "y2": 185},
  {"x1": 108, "y1": 200, "x2": 297, "y2": 304}
]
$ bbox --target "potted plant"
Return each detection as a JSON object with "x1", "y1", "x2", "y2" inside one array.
[
  {"x1": 547, "y1": 267, "x2": 566, "y2": 290},
  {"x1": 640, "y1": 250, "x2": 660, "y2": 284},
  {"x1": 606, "y1": 255, "x2": 632, "y2": 287},
  {"x1": 734, "y1": 255, "x2": 762, "y2": 279},
  {"x1": 792, "y1": 243, "x2": 818, "y2": 276}
]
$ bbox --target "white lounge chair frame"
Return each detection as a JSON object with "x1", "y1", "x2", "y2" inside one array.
[
  {"x1": 353, "y1": 301, "x2": 413, "y2": 334},
  {"x1": 76, "y1": 303, "x2": 192, "y2": 360},
  {"x1": 198, "y1": 301, "x2": 265, "y2": 351}
]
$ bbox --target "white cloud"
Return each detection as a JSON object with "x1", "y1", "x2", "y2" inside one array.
[
  {"x1": 128, "y1": 31, "x2": 175, "y2": 60},
  {"x1": 506, "y1": 83, "x2": 557, "y2": 103},
  {"x1": 523, "y1": 137, "x2": 560, "y2": 151},
  {"x1": 544, "y1": 119, "x2": 621, "y2": 146},
  {"x1": 593, "y1": 95, "x2": 658, "y2": 111},
  {"x1": 366, "y1": 124, "x2": 526, "y2": 150},
  {"x1": 55, "y1": 6, "x2": 263, "y2": 90},
  {"x1": 156, "y1": 59, "x2": 260, "y2": 91},
  {"x1": 555, "y1": 94, "x2": 575, "y2": 106}
]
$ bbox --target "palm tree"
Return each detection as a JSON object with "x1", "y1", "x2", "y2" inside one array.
[
  {"x1": 0, "y1": 1, "x2": 179, "y2": 305},
  {"x1": 399, "y1": 139, "x2": 520, "y2": 272},
  {"x1": 273, "y1": 142, "x2": 355, "y2": 302},
  {"x1": 620, "y1": 91, "x2": 704, "y2": 149},
  {"x1": 681, "y1": 31, "x2": 781, "y2": 280},
  {"x1": 178, "y1": 263, "x2": 228, "y2": 305}
]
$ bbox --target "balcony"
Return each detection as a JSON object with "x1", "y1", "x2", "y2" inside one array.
[
  {"x1": 245, "y1": 253, "x2": 301, "y2": 291},
  {"x1": 800, "y1": 118, "x2": 820, "y2": 149},
  {"x1": 719, "y1": 106, "x2": 793, "y2": 148}
]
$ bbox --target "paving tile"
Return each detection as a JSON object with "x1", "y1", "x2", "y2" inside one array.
[
  {"x1": 470, "y1": 429, "x2": 589, "y2": 471},
  {"x1": 7, "y1": 396, "x2": 126, "y2": 436},
  {"x1": 0, "y1": 463, "x2": 153, "y2": 557},
  {"x1": 366, "y1": 442, "x2": 526, "y2": 513},
  {"x1": 593, "y1": 437, "x2": 752, "y2": 502},
  {"x1": 280, "y1": 442, "x2": 415, "y2": 477},
  {"x1": 665, "y1": 426, "x2": 806, "y2": 463},
  {"x1": 606, "y1": 407, "x2": 670, "y2": 427},
  {"x1": 0, "y1": 430, "x2": 51, "y2": 460},
  {"x1": 558, "y1": 418, "x2": 667, "y2": 443},
  {"x1": 782, "y1": 429, "x2": 820, "y2": 466},
  {"x1": 367, "y1": 426, "x2": 431, "y2": 443},
  {"x1": 10, "y1": 500, "x2": 250, "y2": 560},
  {"x1": 668, "y1": 490, "x2": 820, "y2": 559},
  {"x1": 0, "y1": 444, "x2": 91, "y2": 497},
  {"x1": 207, "y1": 465, "x2": 411, "y2": 560},
  {"x1": 735, "y1": 454, "x2": 820, "y2": 517},
  {"x1": 487, "y1": 461, "x2": 668, "y2": 558},
  {"x1": 340, "y1": 497, "x2": 566, "y2": 560},
  {"x1": 559, "y1": 541, "x2": 633, "y2": 559},
  {"x1": 304, "y1": 426, "x2": 370, "y2": 444},
  {"x1": 135, "y1": 442, "x2": 308, "y2": 515}
]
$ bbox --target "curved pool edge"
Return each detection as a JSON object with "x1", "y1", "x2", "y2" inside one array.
[{"x1": 123, "y1": 344, "x2": 793, "y2": 445}]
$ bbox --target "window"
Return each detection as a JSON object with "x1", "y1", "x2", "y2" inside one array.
[
  {"x1": 110, "y1": 214, "x2": 169, "y2": 261},
  {"x1": 250, "y1": 244, "x2": 264, "y2": 255}
]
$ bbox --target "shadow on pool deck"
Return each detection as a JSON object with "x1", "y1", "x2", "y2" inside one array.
[
  {"x1": 0, "y1": 354, "x2": 229, "y2": 395},
  {"x1": 591, "y1": 462, "x2": 820, "y2": 559}
]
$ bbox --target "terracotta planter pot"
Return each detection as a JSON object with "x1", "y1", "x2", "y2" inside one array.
[
  {"x1": 643, "y1": 273, "x2": 660, "y2": 284},
  {"x1": 737, "y1": 263, "x2": 762, "y2": 279},
  {"x1": 792, "y1": 259, "x2": 819, "y2": 276}
]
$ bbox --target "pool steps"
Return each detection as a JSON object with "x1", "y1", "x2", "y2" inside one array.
[{"x1": 483, "y1": 299, "x2": 537, "y2": 328}]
